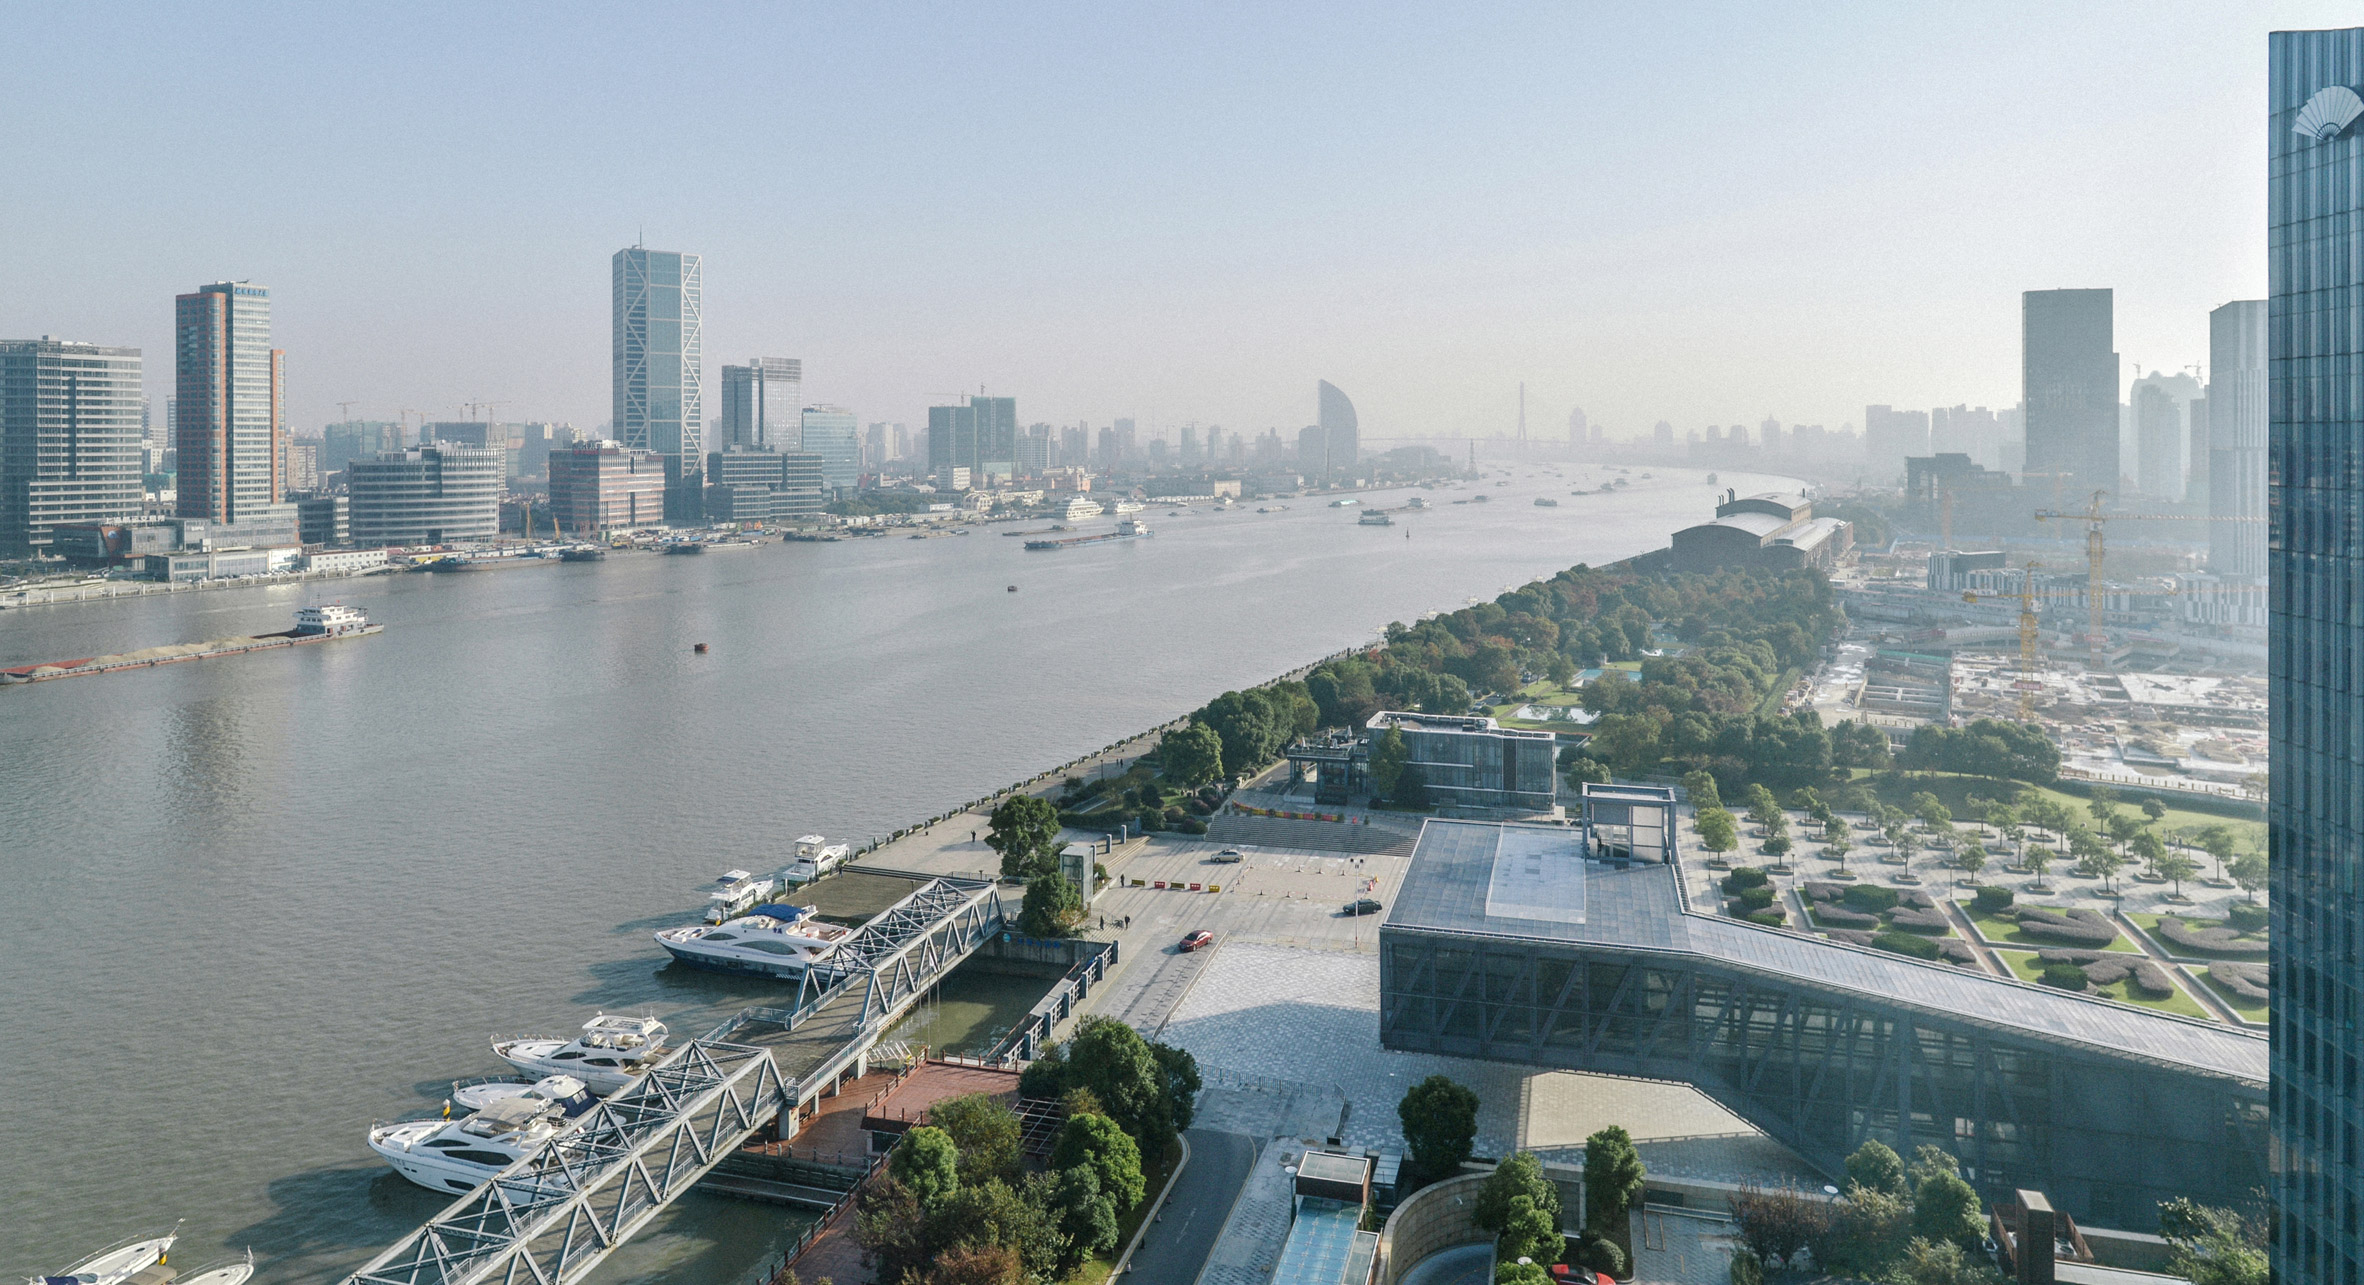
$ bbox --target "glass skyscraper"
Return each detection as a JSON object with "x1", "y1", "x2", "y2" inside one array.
[
  {"x1": 720, "y1": 356, "x2": 800, "y2": 450},
  {"x1": 175, "y1": 280, "x2": 284, "y2": 522},
  {"x1": 611, "y1": 248, "x2": 703, "y2": 518},
  {"x1": 2210, "y1": 300, "x2": 2269, "y2": 578},
  {"x1": 1319, "y1": 380, "x2": 1357, "y2": 479},
  {"x1": 800, "y1": 405, "x2": 860, "y2": 492},
  {"x1": 2021, "y1": 289, "x2": 2119, "y2": 498},
  {"x1": 2270, "y1": 28, "x2": 2364, "y2": 1285},
  {"x1": 0, "y1": 339, "x2": 145, "y2": 554}
]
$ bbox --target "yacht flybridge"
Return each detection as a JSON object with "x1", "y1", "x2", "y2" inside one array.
[
  {"x1": 654, "y1": 903, "x2": 854, "y2": 978},
  {"x1": 491, "y1": 1014, "x2": 670, "y2": 1095},
  {"x1": 367, "y1": 1095, "x2": 571, "y2": 1194},
  {"x1": 704, "y1": 868, "x2": 779, "y2": 923},
  {"x1": 448, "y1": 1072, "x2": 596, "y2": 1118}
]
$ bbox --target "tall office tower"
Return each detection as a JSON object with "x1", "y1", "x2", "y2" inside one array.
[
  {"x1": 174, "y1": 281, "x2": 284, "y2": 522},
  {"x1": 1568, "y1": 406, "x2": 1589, "y2": 443},
  {"x1": 1296, "y1": 424, "x2": 1326, "y2": 472},
  {"x1": 928, "y1": 402, "x2": 975, "y2": 488},
  {"x1": 2208, "y1": 300, "x2": 2267, "y2": 577},
  {"x1": 611, "y1": 247, "x2": 703, "y2": 518},
  {"x1": 1059, "y1": 425, "x2": 1087, "y2": 467},
  {"x1": 1652, "y1": 420, "x2": 1675, "y2": 448},
  {"x1": 2184, "y1": 397, "x2": 2210, "y2": 507},
  {"x1": 1178, "y1": 426, "x2": 1199, "y2": 464},
  {"x1": 2021, "y1": 289, "x2": 2119, "y2": 497},
  {"x1": 0, "y1": 339, "x2": 145, "y2": 554},
  {"x1": 2272, "y1": 36, "x2": 2364, "y2": 1285},
  {"x1": 970, "y1": 396, "x2": 1016, "y2": 480},
  {"x1": 1930, "y1": 405, "x2": 2003, "y2": 470},
  {"x1": 1113, "y1": 417, "x2": 1137, "y2": 464},
  {"x1": 1318, "y1": 381, "x2": 1358, "y2": 478},
  {"x1": 719, "y1": 357, "x2": 801, "y2": 449},
  {"x1": 862, "y1": 422, "x2": 886, "y2": 467},
  {"x1": 1861, "y1": 405, "x2": 1930, "y2": 479},
  {"x1": 1017, "y1": 423, "x2": 1052, "y2": 474},
  {"x1": 2131, "y1": 381, "x2": 2183, "y2": 499},
  {"x1": 800, "y1": 405, "x2": 860, "y2": 491}
]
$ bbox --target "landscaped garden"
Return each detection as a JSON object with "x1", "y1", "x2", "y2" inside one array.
[
  {"x1": 1798, "y1": 880, "x2": 1978, "y2": 966},
  {"x1": 1991, "y1": 948, "x2": 2210, "y2": 1018},
  {"x1": 1955, "y1": 887, "x2": 2136, "y2": 952},
  {"x1": 2129, "y1": 905, "x2": 2269, "y2": 958},
  {"x1": 2199, "y1": 961, "x2": 2270, "y2": 1022}
]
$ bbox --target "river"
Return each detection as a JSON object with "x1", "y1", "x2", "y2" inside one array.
[{"x1": 0, "y1": 465, "x2": 1791, "y2": 1282}]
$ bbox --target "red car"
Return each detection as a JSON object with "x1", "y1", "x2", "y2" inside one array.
[{"x1": 1179, "y1": 930, "x2": 1215, "y2": 952}]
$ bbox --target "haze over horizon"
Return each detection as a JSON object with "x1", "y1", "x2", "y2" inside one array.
[{"x1": 5, "y1": 2, "x2": 2345, "y2": 441}]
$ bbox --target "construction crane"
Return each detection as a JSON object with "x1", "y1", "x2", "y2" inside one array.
[
  {"x1": 2033, "y1": 491, "x2": 2267, "y2": 669},
  {"x1": 1962, "y1": 562, "x2": 2045, "y2": 722},
  {"x1": 336, "y1": 401, "x2": 359, "y2": 425}
]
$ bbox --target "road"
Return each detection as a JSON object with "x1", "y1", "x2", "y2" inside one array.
[{"x1": 1120, "y1": 1129, "x2": 1259, "y2": 1285}]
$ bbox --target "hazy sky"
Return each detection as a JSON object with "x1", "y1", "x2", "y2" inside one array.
[{"x1": 3, "y1": 2, "x2": 2349, "y2": 443}]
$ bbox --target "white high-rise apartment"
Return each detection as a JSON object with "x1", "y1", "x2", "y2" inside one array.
[{"x1": 0, "y1": 339, "x2": 145, "y2": 554}]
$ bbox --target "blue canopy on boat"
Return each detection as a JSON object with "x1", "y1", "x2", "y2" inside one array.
[{"x1": 748, "y1": 904, "x2": 810, "y2": 922}]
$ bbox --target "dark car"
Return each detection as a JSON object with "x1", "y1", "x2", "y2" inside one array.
[
  {"x1": 1180, "y1": 930, "x2": 1215, "y2": 952},
  {"x1": 1343, "y1": 898, "x2": 1384, "y2": 916}
]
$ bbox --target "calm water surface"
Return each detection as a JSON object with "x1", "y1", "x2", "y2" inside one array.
[{"x1": 0, "y1": 467, "x2": 1788, "y2": 1281}]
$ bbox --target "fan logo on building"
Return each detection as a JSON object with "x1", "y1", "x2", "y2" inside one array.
[{"x1": 2296, "y1": 85, "x2": 2364, "y2": 141}]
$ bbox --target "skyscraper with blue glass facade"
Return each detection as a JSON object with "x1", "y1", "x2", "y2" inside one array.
[
  {"x1": 612, "y1": 247, "x2": 703, "y2": 520},
  {"x1": 2271, "y1": 28, "x2": 2364, "y2": 1285}
]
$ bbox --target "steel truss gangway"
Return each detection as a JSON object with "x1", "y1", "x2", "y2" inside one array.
[{"x1": 341, "y1": 876, "x2": 1006, "y2": 1285}]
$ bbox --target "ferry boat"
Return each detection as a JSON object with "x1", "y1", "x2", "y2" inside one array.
[
  {"x1": 1061, "y1": 497, "x2": 1105, "y2": 520},
  {"x1": 654, "y1": 905, "x2": 855, "y2": 978},
  {"x1": 1357, "y1": 511, "x2": 1394, "y2": 526},
  {"x1": 704, "y1": 868, "x2": 780, "y2": 923},
  {"x1": 1406, "y1": 497, "x2": 1428, "y2": 508},
  {"x1": 782, "y1": 834, "x2": 851, "y2": 885},
  {"x1": 293, "y1": 604, "x2": 374, "y2": 636},
  {"x1": 492, "y1": 1014, "x2": 671, "y2": 1095},
  {"x1": 1109, "y1": 499, "x2": 1145, "y2": 515},
  {"x1": 661, "y1": 541, "x2": 705, "y2": 555},
  {"x1": 367, "y1": 1095, "x2": 572, "y2": 1194},
  {"x1": 448, "y1": 1072, "x2": 597, "y2": 1118}
]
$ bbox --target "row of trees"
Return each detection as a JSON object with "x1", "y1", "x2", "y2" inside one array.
[
  {"x1": 987, "y1": 794, "x2": 1088, "y2": 937},
  {"x1": 1727, "y1": 1141, "x2": 1986, "y2": 1285}
]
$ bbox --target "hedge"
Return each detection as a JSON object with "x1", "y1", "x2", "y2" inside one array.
[
  {"x1": 1722, "y1": 867, "x2": 1770, "y2": 893},
  {"x1": 2156, "y1": 917, "x2": 2268, "y2": 957},
  {"x1": 1814, "y1": 905, "x2": 1880, "y2": 929},
  {"x1": 2014, "y1": 906, "x2": 2117, "y2": 948},
  {"x1": 1887, "y1": 906, "x2": 1951, "y2": 934},
  {"x1": 1843, "y1": 884, "x2": 1900, "y2": 914},
  {"x1": 2209, "y1": 961, "x2": 2270, "y2": 1004},
  {"x1": 1872, "y1": 931, "x2": 1943, "y2": 960},
  {"x1": 1972, "y1": 886, "x2": 2015, "y2": 915},
  {"x1": 2040, "y1": 962, "x2": 2089, "y2": 991}
]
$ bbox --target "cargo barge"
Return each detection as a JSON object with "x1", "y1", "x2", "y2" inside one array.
[
  {"x1": 1024, "y1": 518, "x2": 1152, "y2": 551},
  {"x1": 0, "y1": 605, "x2": 382, "y2": 686}
]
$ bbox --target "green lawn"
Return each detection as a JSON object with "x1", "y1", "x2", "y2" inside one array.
[
  {"x1": 2199, "y1": 974, "x2": 2271, "y2": 1023},
  {"x1": 2126, "y1": 911, "x2": 2270, "y2": 959},
  {"x1": 1993, "y1": 949, "x2": 2214, "y2": 1019},
  {"x1": 1960, "y1": 903, "x2": 2136, "y2": 952}
]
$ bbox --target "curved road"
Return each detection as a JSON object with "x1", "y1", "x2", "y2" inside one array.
[{"x1": 1121, "y1": 1129, "x2": 1259, "y2": 1285}]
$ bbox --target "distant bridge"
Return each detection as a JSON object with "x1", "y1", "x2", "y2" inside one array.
[{"x1": 343, "y1": 875, "x2": 1005, "y2": 1285}]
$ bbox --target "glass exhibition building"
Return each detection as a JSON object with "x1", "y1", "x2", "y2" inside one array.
[{"x1": 1378, "y1": 821, "x2": 2267, "y2": 1230}]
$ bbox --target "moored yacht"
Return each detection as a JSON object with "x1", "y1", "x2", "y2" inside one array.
[
  {"x1": 34, "y1": 1232, "x2": 178, "y2": 1285},
  {"x1": 704, "y1": 868, "x2": 779, "y2": 923},
  {"x1": 491, "y1": 1014, "x2": 670, "y2": 1095},
  {"x1": 448, "y1": 1073, "x2": 597, "y2": 1118},
  {"x1": 654, "y1": 904, "x2": 855, "y2": 978},
  {"x1": 367, "y1": 1096, "x2": 572, "y2": 1194}
]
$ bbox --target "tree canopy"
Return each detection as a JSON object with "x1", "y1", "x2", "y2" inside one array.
[
  {"x1": 1900, "y1": 719, "x2": 2061, "y2": 785},
  {"x1": 1159, "y1": 723, "x2": 1225, "y2": 788},
  {"x1": 988, "y1": 794, "x2": 1063, "y2": 881},
  {"x1": 1583, "y1": 1126, "x2": 1647, "y2": 1238},
  {"x1": 1398, "y1": 1075, "x2": 1480, "y2": 1185}
]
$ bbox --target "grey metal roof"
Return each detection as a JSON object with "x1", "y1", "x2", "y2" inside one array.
[{"x1": 1386, "y1": 820, "x2": 2267, "y2": 1085}]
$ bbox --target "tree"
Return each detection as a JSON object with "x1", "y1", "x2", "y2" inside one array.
[
  {"x1": 2196, "y1": 825, "x2": 2239, "y2": 880},
  {"x1": 1498, "y1": 1195, "x2": 1562, "y2": 1266},
  {"x1": 2024, "y1": 845, "x2": 2053, "y2": 890},
  {"x1": 2157, "y1": 850, "x2": 2201, "y2": 899},
  {"x1": 940, "y1": 1177, "x2": 1068, "y2": 1283},
  {"x1": 908, "y1": 1242, "x2": 1023, "y2": 1285},
  {"x1": 855, "y1": 1176, "x2": 933, "y2": 1282},
  {"x1": 1066, "y1": 1017, "x2": 1179, "y2": 1152},
  {"x1": 2107, "y1": 813, "x2": 2145, "y2": 858},
  {"x1": 1160, "y1": 723, "x2": 1224, "y2": 789},
  {"x1": 2131, "y1": 829, "x2": 2168, "y2": 879},
  {"x1": 1911, "y1": 1170, "x2": 1986, "y2": 1251},
  {"x1": 1844, "y1": 1139, "x2": 1908, "y2": 1197},
  {"x1": 1681, "y1": 770, "x2": 1723, "y2": 811},
  {"x1": 1592, "y1": 714, "x2": 1661, "y2": 775},
  {"x1": 1889, "y1": 1237, "x2": 2004, "y2": 1285},
  {"x1": 2086, "y1": 785, "x2": 2120, "y2": 824},
  {"x1": 1399, "y1": 1075, "x2": 1480, "y2": 1185},
  {"x1": 1150, "y1": 1041, "x2": 1201, "y2": 1135},
  {"x1": 1561, "y1": 753, "x2": 1610, "y2": 788},
  {"x1": 1808, "y1": 1184, "x2": 1914, "y2": 1278},
  {"x1": 1957, "y1": 841, "x2": 1987, "y2": 880},
  {"x1": 2141, "y1": 797, "x2": 2168, "y2": 822},
  {"x1": 1899, "y1": 719, "x2": 2059, "y2": 784},
  {"x1": 1475, "y1": 1150, "x2": 1563, "y2": 1234},
  {"x1": 2229, "y1": 850, "x2": 2268, "y2": 902},
  {"x1": 1826, "y1": 828, "x2": 1853, "y2": 873},
  {"x1": 1583, "y1": 1126, "x2": 1647, "y2": 1239},
  {"x1": 1696, "y1": 807, "x2": 1739, "y2": 857},
  {"x1": 988, "y1": 795, "x2": 1063, "y2": 881},
  {"x1": 1763, "y1": 833, "x2": 1792, "y2": 860},
  {"x1": 1394, "y1": 764, "x2": 1433, "y2": 809},
  {"x1": 1049, "y1": 1165, "x2": 1120, "y2": 1269},
  {"x1": 1911, "y1": 792, "x2": 1953, "y2": 832},
  {"x1": 1369, "y1": 727, "x2": 1409, "y2": 800},
  {"x1": 1052, "y1": 1111, "x2": 1146, "y2": 1212},
  {"x1": 1019, "y1": 873, "x2": 1084, "y2": 937},
  {"x1": 1728, "y1": 1185, "x2": 1830, "y2": 1269},
  {"x1": 890, "y1": 1126, "x2": 961, "y2": 1211},
  {"x1": 2157, "y1": 1199, "x2": 2268, "y2": 1285},
  {"x1": 2074, "y1": 842, "x2": 2123, "y2": 893},
  {"x1": 1745, "y1": 784, "x2": 1782, "y2": 830},
  {"x1": 929, "y1": 1094, "x2": 1022, "y2": 1186}
]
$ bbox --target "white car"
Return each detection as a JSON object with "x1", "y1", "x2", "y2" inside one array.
[{"x1": 1210, "y1": 849, "x2": 1245, "y2": 864}]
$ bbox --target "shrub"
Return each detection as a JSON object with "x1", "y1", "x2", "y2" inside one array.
[
  {"x1": 1574, "y1": 1234, "x2": 1628, "y2": 1277},
  {"x1": 2157, "y1": 917, "x2": 2268, "y2": 957},
  {"x1": 1177, "y1": 817, "x2": 1209, "y2": 835},
  {"x1": 1801, "y1": 881, "x2": 1845, "y2": 903},
  {"x1": 1722, "y1": 867, "x2": 1771, "y2": 893},
  {"x1": 1871, "y1": 931, "x2": 1942, "y2": 960},
  {"x1": 1815, "y1": 905, "x2": 1879, "y2": 928},
  {"x1": 1735, "y1": 885, "x2": 1776, "y2": 911},
  {"x1": 1746, "y1": 908, "x2": 1787, "y2": 927},
  {"x1": 2014, "y1": 906, "x2": 2117, "y2": 947},
  {"x1": 1729, "y1": 1250, "x2": 1764, "y2": 1285},
  {"x1": 1971, "y1": 886, "x2": 2015, "y2": 915},
  {"x1": 2227, "y1": 901, "x2": 2268, "y2": 934},
  {"x1": 2209, "y1": 960, "x2": 2270, "y2": 1003},
  {"x1": 1887, "y1": 907, "x2": 1951, "y2": 934},
  {"x1": 1843, "y1": 884, "x2": 1900, "y2": 913},
  {"x1": 2039, "y1": 962, "x2": 2089, "y2": 990}
]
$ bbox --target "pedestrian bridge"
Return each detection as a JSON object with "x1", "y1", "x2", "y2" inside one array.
[{"x1": 343, "y1": 874, "x2": 1004, "y2": 1285}]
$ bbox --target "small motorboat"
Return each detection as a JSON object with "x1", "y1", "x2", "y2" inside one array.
[
  {"x1": 492, "y1": 1014, "x2": 671, "y2": 1096},
  {"x1": 176, "y1": 1255, "x2": 257, "y2": 1285},
  {"x1": 693, "y1": 642, "x2": 709, "y2": 654},
  {"x1": 448, "y1": 1073, "x2": 597, "y2": 1118},
  {"x1": 34, "y1": 1231, "x2": 179, "y2": 1285},
  {"x1": 704, "y1": 868, "x2": 778, "y2": 923},
  {"x1": 368, "y1": 1096, "x2": 573, "y2": 1194}
]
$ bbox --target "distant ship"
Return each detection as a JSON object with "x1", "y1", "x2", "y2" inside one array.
[
  {"x1": 1534, "y1": 497, "x2": 1559, "y2": 507},
  {"x1": 558, "y1": 546, "x2": 606, "y2": 561},
  {"x1": 1026, "y1": 518, "x2": 1152, "y2": 551},
  {"x1": 1358, "y1": 511, "x2": 1394, "y2": 526}
]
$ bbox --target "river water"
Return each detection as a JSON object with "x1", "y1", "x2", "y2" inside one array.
[{"x1": 0, "y1": 466, "x2": 1788, "y2": 1282}]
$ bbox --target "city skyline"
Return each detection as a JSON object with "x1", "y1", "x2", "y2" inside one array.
[{"x1": 5, "y1": 4, "x2": 2355, "y2": 443}]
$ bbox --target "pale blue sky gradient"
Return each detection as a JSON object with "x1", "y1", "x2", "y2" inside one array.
[{"x1": 3, "y1": 2, "x2": 2349, "y2": 441}]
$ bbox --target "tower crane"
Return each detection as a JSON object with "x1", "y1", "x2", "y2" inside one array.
[
  {"x1": 2033, "y1": 491, "x2": 2266, "y2": 669},
  {"x1": 1961, "y1": 562, "x2": 2045, "y2": 722}
]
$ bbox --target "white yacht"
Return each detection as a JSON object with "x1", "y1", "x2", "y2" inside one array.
[
  {"x1": 491, "y1": 1014, "x2": 670, "y2": 1096},
  {"x1": 176, "y1": 1257, "x2": 256, "y2": 1285},
  {"x1": 1109, "y1": 499, "x2": 1145, "y2": 515},
  {"x1": 703, "y1": 868, "x2": 779, "y2": 923},
  {"x1": 34, "y1": 1232, "x2": 178, "y2": 1285},
  {"x1": 448, "y1": 1072, "x2": 596, "y2": 1118},
  {"x1": 781, "y1": 835, "x2": 850, "y2": 885},
  {"x1": 1060, "y1": 496, "x2": 1104, "y2": 520},
  {"x1": 367, "y1": 1096, "x2": 571, "y2": 1194},
  {"x1": 654, "y1": 904, "x2": 855, "y2": 978}
]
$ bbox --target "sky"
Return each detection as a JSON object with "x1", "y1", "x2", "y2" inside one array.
[{"x1": 2, "y1": 1, "x2": 2352, "y2": 444}]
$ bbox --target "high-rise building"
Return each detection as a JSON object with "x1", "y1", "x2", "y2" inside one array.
[
  {"x1": 2208, "y1": 300, "x2": 2267, "y2": 577},
  {"x1": 800, "y1": 405, "x2": 860, "y2": 491},
  {"x1": 1319, "y1": 381, "x2": 1358, "y2": 478},
  {"x1": 174, "y1": 281, "x2": 284, "y2": 522},
  {"x1": 2271, "y1": 36, "x2": 2364, "y2": 1285},
  {"x1": 1018, "y1": 423, "x2": 1053, "y2": 474},
  {"x1": 323, "y1": 421, "x2": 402, "y2": 477},
  {"x1": 720, "y1": 357, "x2": 801, "y2": 449},
  {"x1": 285, "y1": 438, "x2": 322, "y2": 493},
  {"x1": 0, "y1": 339, "x2": 145, "y2": 555},
  {"x1": 1862, "y1": 405, "x2": 1930, "y2": 479},
  {"x1": 2131, "y1": 381, "x2": 2183, "y2": 499},
  {"x1": 347, "y1": 444, "x2": 504, "y2": 545},
  {"x1": 1296, "y1": 424, "x2": 1326, "y2": 472},
  {"x1": 971, "y1": 395, "x2": 1016, "y2": 481},
  {"x1": 928, "y1": 402, "x2": 975, "y2": 488},
  {"x1": 1059, "y1": 425, "x2": 1087, "y2": 468},
  {"x1": 1929, "y1": 405, "x2": 2003, "y2": 471},
  {"x1": 549, "y1": 441, "x2": 666, "y2": 534},
  {"x1": 2021, "y1": 289, "x2": 2119, "y2": 495},
  {"x1": 612, "y1": 247, "x2": 703, "y2": 519},
  {"x1": 2184, "y1": 395, "x2": 2210, "y2": 507},
  {"x1": 862, "y1": 422, "x2": 886, "y2": 467}
]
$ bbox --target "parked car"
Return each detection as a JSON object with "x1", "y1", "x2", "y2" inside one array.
[
  {"x1": 1343, "y1": 898, "x2": 1384, "y2": 916},
  {"x1": 1210, "y1": 849, "x2": 1245, "y2": 863},
  {"x1": 1179, "y1": 930, "x2": 1215, "y2": 952}
]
